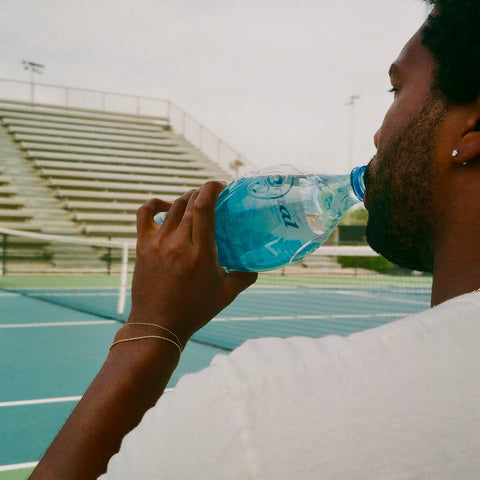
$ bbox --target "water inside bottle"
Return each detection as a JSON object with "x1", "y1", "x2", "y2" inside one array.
[
  {"x1": 214, "y1": 168, "x2": 359, "y2": 271},
  {"x1": 154, "y1": 164, "x2": 365, "y2": 271}
]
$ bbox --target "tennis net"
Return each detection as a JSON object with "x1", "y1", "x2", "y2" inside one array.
[
  {"x1": 0, "y1": 227, "x2": 432, "y2": 326},
  {"x1": 0, "y1": 227, "x2": 133, "y2": 318}
]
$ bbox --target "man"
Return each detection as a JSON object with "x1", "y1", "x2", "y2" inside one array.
[{"x1": 30, "y1": 1, "x2": 480, "y2": 478}]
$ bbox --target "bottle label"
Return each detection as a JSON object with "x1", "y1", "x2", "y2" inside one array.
[{"x1": 277, "y1": 198, "x2": 299, "y2": 229}]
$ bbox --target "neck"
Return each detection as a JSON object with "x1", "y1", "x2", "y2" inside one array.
[{"x1": 431, "y1": 241, "x2": 480, "y2": 307}]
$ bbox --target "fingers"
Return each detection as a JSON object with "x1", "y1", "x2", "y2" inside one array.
[
  {"x1": 191, "y1": 181, "x2": 226, "y2": 249},
  {"x1": 153, "y1": 189, "x2": 197, "y2": 233},
  {"x1": 175, "y1": 189, "x2": 199, "y2": 242},
  {"x1": 136, "y1": 198, "x2": 172, "y2": 238},
  {"x1": 136, "y1": 181, "x2": 225, "y2": 251}
]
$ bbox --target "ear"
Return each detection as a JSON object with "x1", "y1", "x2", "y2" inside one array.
[{"x1": 453, "y1": 100, "x2": 480, "y2": 165}]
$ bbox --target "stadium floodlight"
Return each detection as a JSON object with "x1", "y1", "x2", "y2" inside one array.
[
  {"x1": 22, "y1": 60, "x2": 45, "y2": 103},
  {"x1": 346, "y1": 94, "x2": 361, "y2": 170}
]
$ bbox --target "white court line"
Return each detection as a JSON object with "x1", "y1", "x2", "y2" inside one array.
[
  {"x1": 376, "y1": 294, "x2": 429, "y2": 306},
  {"x1": 0, "y1": 389, "x2": 165, "y2": 471},
  {"x1": 0, "y1": 396, "x2": 82, "y2": 408},
  {"x1": 247, "y1": 287, "x2": 429, "y2": 306},
  {"x1": 214, "y1": 313, "x2": 406, "y2": 322},
  {"x1": 248, "y1": 288, "x2": 304, "y2": 294},
  {"x1": 24, "y1": 292, "x2": 118, "y2": 297},
  {"x1": 0, "y1": 388, "x2": 174, "y2": 409},
  {"x1": 0, "y1": 288, "x2": 120, "y2": 294},
  {"x1": 331, "y1": 289, "x2": 428, "y2": 306},
  {"x1": 0, "y1": 462, "x2": 38, "y2": 472},
  {"x1": 1, "y1": 286, "x2": 120, "y2": 291},
  {"x1": 0, "y1": 320, "x2": 117, "y2": 328},
  {"x1": 0, "y1": 291, "x2": 120, "y2": 299}
]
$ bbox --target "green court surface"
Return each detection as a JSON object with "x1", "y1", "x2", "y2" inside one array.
[
  {"x1": 0, "y1": 468, "x2": 33, "y2": 480},
  {"x1": 0, "y1": 272, "x2": 432, "y2": 476}
]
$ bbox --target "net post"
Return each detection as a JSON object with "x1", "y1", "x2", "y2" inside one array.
[
  {"x1": 2, "y1": 234, "x2": 7, "y2": 275},
  {"x1": 117, "y1": 242, "x2": 129, "y2": 315},
  {"x1": 107, "y1": 248, "x2": 112, "y2": 276}
]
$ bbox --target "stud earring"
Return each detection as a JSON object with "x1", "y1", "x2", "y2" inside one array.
[{"x1": 452, "y1": 149, "x2": 468, "y2": 165}]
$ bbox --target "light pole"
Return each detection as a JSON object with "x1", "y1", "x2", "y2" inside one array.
[
  {"x1": 22, "y1": 61, "x2": 45, "y2": 104},
  {"x1": 346, "y1": 94, "x2": 360, "y2": 170}
]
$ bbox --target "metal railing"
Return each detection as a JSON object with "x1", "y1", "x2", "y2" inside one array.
[{"x1": 0, "y1": 78, "x2": 256, "y2": 175}]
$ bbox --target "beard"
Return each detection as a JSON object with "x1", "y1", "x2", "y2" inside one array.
[{"x1": 365, "y1": 97, "x2": 447, "y2": 273}]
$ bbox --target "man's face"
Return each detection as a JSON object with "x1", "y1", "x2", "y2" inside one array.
[{"x1": 365, "y1": 28, "x2": 447, "y2": 273}]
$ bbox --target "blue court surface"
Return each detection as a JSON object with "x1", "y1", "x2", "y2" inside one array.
[{"x1": 0, "y1": 279, "x2": 431, "y2": 478}]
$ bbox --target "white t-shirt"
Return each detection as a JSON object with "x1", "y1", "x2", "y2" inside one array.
[{"x1": 100, "y1": 292, "x2": 480, "y2": 479}]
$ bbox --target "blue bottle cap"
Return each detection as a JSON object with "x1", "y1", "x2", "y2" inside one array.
[{"x1": 351, "y1": 165, "x2": 366, "y2": 201}]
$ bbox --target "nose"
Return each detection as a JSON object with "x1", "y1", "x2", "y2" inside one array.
[{"x1": 373, "y1": 128, "x2": 381, "y2": 149}]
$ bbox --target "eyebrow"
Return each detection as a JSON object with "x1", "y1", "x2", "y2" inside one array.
[{"x1": 389, "y1": 63, "x2": 400, "y2": 77}]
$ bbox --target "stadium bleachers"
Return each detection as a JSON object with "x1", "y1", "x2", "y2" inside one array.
[
  {"x1": 0, "y1": 99, "x2": 230, "y2": 240},
  {"x1": 0, "y1": 98, "x2": 231, "y2": 272}
]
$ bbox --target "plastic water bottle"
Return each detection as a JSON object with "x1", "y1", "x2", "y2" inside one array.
[{"x1": 155, "y1": 164, "x2": 366, "y2": 272}]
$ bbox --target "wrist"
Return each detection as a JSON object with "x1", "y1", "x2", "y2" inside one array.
[
  {"x1": 112, "y1": 322, "x2": 183, "y2": 363},
  {"x1": 126, "y1": 311, "x2": 192, "y2": 347}
]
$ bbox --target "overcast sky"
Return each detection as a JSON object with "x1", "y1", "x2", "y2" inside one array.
[{"x1": 1, "y1": 0, "x2": 429, "y2": 174}]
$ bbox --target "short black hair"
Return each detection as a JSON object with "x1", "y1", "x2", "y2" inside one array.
[{"x1": 422, "y1": 0, "x2": 480, "y2": 104}]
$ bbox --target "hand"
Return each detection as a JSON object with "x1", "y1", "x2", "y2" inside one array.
[{"x1": 129, "y1": 181, "x2": 258, "y2": 345}]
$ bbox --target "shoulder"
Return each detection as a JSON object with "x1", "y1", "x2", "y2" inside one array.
[{"x1": 102, "y1": 293, "x2": 480, "y2": 479}]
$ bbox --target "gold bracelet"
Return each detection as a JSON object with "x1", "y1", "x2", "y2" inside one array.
[
  {"x1": 109, "y1": 335, "x2": 182, "y2": 359},
  {"x1": 126, "y1": 322, "x2": 183, "y2": 349}
]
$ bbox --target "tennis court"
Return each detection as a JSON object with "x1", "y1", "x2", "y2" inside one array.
[{"x1": 0, "y1": 272, "x2": 432, "y2": 479}]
